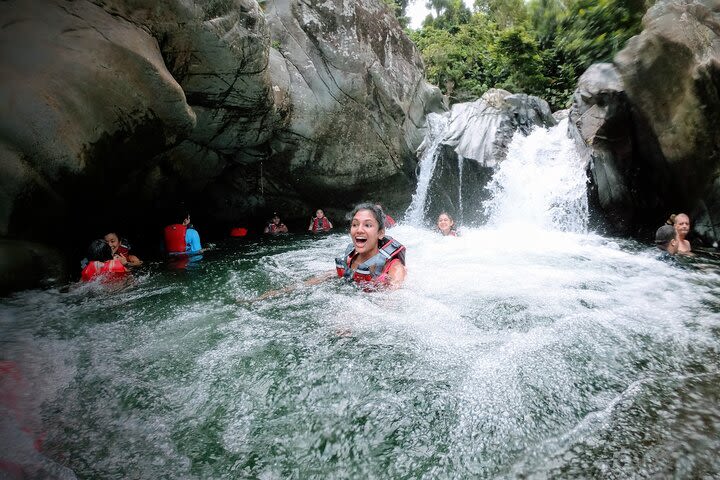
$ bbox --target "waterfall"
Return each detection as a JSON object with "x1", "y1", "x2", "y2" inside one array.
[
  {"x1": 457, "y1": 154, "x2": 464, "y2": 224},
  {"x1": 483, "y1": 119, "x2": 589, "y2": 233},
  {"x1": 405, "y1": 112, "x2": 448, "y2": 225},
  {"x1": 407, "y1": 107, "x2": 588, "y2": 232}
]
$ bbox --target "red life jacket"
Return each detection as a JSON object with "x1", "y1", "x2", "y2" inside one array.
[
  {"x1": 335, "y1": 236, "x2": 405, "y2": 287},
  {"x1": 311, "y1": 217, "x2": 331, "y2": 232},
  {"x1": 266, "y1": 222, "x2": 286, "y2": 233},
  {"x1": 164, "y1": 224, "x2": 187, "y2": 253},
  {"x1": 115, "y1": 244, "x2": 131, "y2": 259},
  {"x1": 384, "y1": 214, "x2": 396, "y2": 228},
  {"x1": 81, "y1": 260, "x2": 128, "y2": 282}
]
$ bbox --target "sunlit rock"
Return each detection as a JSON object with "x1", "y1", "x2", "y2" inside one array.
[{"x1": 441, "y1": 89, "x2": 555, "y2": 168}]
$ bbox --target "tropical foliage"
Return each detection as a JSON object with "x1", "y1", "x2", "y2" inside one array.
[{"x1": 399, "y1": 0, "x2": 649, "y2": 109}]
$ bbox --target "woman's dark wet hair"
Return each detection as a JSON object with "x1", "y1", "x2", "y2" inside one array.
[
  {"x1": 438, "y1": 211, "x2": 454, "y2": 223},
  {"x1": 87, "y1": 239, "x2": 113, "y2": 261},
  {"x1": 349, "y1": 203, "x2": 385, "y2": 230}
]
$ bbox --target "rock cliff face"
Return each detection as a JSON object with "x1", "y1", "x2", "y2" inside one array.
[
  {"x1": 0, "y1": 0, "x2": 442, "y2": 289},
  {"x1": 570, "y1": 0, "x2": 720, "y2": 241}
]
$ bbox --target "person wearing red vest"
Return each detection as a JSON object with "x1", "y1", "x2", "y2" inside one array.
[
  {"x1": 307, "y1": 209, "x2": 333, "y2": 233},
  {"x1": 335, "y1": 203, "x2": 406, "y2": 288},
  {"x1": 245, "y1": 203, "x2": 407, "y2": 302},
  {"x1": 81, "y1": 239, "x2": 128, "y2": 282},
  {"x1": 264, "y1": 213, "x2": 288, "y2": 234},
  {"x1": 104, "y1": 232, "x2": 143, "y2": 266},
  {"x1": 164, "y1": 213, "x2": 202, "y2": 254}
]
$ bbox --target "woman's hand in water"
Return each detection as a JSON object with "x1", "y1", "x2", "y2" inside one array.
[{"x1": 238, "y1": 272, "x2": 335, "y2": 304}]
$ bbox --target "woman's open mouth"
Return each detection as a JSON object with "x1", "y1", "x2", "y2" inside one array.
[{"x1": 354, "y1": 236, "x2": 368, "y2": 249}]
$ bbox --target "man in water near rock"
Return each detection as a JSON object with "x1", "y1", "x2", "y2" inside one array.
[
  {"x1": 655, "y1": 224, "x2": 678, "y2": 255},
  {"x1": 671, "y1": 213, "x2": 692, "y2": 255},
  {"x1": 164, "y1": 212, "x2": 202, "y2": 254}
]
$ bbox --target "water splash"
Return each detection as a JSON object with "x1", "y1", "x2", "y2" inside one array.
[
  {"x1": 405, "y1": 113, "x2": 448, "y2": 225},
  {"x1": 483, "y1": 119, "x2": 589, "y2": 233},
  {"x1": 457, "y1": 154, "x2": 464, "y2": 223}
]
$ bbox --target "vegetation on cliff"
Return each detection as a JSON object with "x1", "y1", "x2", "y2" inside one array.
[{"x1": 400, "y1": 0, "x2": 648, "y2": 109}]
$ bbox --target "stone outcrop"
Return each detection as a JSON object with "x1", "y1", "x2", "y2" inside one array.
[
  {"x1": 570, "y1": 0, "x2": 720, "y2": 241},
  {"x1": 0, "y1": 0, "x2": 443, "y2": 289},
  {"x1": 441, "y1": 88, "x2": 556, "y2": 168}
]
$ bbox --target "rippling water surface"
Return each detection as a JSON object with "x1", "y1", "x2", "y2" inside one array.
[
  {"x1": 2, "y1": 228, "x2": 720, "y2": 479},
  {"x1": 4, "y1": 120, "x2": 720, "y2": 478}
]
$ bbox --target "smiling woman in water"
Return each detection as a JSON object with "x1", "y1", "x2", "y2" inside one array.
[
  {"x1": 249, "y1": 203, "x2": 406, "y2": 302},
  {"x1": 335, "y1": 203, "x2": 406, "y2": 288}
]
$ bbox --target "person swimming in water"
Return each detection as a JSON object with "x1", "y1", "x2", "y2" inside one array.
[
  {"x1": 81, "y1": 239, "x2": 129, "y2": 282},
  {"x1": 436, "y1": 212, "x2": 459, "y2": 236},
  {"x1": 670, "y1": 213, "x2": 692, "y2": 255},
  {"x1": 264, "y1": 213, "x2": 289, "y2": 234},
  {"x1": 655, "y1": 224, "x2": 679, "y2": 256},
  {"x1": 308, "y1": 209, "x2": 333, "y2": 233},
  {"x1": 248, "y1": 203, "x2": 406, "y2": 301},
  {"x1": 104, "y1": 232, "x2": 142, "y2": 267},
  {"x1": 335, "y1": 203, "x2": 406, "y2": 288}
]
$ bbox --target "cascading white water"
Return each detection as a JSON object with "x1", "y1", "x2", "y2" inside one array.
[
  {"x1": 457, "y1": 154, "x2": 464, "y2": 223},
  {"x1": 484, "y1": 119, "x2": 589, "y2": 233},
  {"x1": 405, "y1": 113, "x2": 448, "y2": 225}
]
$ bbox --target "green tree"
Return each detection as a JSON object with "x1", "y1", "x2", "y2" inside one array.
[
  {"x1": 411, "y1": 0, "x2": 647, "y2": 109},
  {"x1": 383, "y1": 0, "x2": 411, "y2": 27},
  {"x1": 474, "y1": 0, "x2": 528, "y2": 28},
  {"x1": 423, "y1": 0, "x2": 471, "y2": 29}
]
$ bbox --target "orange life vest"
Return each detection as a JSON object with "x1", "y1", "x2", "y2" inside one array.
[
  {"x1": 311, "y1": 217, "x2": 331, "y2": 232},
  {"x1": 81, "y1": 260, "x2": 128, "y2": 282}
]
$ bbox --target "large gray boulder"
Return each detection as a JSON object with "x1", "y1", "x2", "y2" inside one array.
[
  {"x1": 568, "y1": 63, "x2": 640, "y2": 233},
  {"x1": 251, "y1": 0, "x2": 444, "y2": 217},
  {"x1": 0, "y1": 0, "x2": 276, "y2": 238},
  {"x1": 570, "y1": 0, "x2": 720, "y2": 241},
  {"x1": 442, "y1": 88, "x2": 556, "y2": 168}
]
